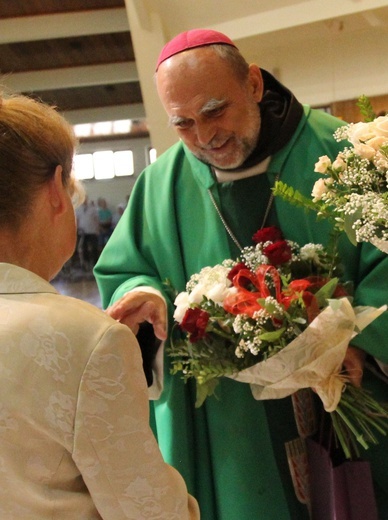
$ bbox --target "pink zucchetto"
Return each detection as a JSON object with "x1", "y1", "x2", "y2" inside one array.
[{"x1": 155, "y1": 29, "x2": 237, "y2": 71}]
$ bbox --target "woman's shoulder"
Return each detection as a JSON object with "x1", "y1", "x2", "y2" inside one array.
[{"x1": 40, "y1": 291, "x2": 123, "y2": 340}]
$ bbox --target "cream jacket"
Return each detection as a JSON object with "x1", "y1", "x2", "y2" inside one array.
[{"x1": 0, "y1": 263, "x2": 199, "y2": 520}]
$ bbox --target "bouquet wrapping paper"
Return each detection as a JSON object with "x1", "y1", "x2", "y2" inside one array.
[{"x1": 228, "y1": 298, "x2": 386, "y2": 412}]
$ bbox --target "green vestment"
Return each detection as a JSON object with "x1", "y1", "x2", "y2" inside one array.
[{"x1": 95, "y1": 106, "x2": 388, "y2": 519}]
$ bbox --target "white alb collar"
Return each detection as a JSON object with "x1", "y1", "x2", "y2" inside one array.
[{"x1": 212, "y1": 156, "x2": 271, "y2": 183}]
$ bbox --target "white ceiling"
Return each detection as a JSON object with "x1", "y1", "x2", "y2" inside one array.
[{"x1": 141, "y1": 0, "x2": 388, "y2": 41}]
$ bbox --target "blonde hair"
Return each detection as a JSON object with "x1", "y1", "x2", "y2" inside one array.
[{"x1": 0, "y1": 93, "x2": 84, "y2": 229}]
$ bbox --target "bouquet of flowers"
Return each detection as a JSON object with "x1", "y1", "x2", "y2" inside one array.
[
  {"x1": 169, "y1": 226, "x2": 387, "y2": 459},
  {"x1": 273, "y1": 96, "x2": 388, "y2": 253}
]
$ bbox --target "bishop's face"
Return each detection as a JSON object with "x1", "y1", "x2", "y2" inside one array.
[{"x1": 156, "y1": 48, "x2": 263, "y2": 170}]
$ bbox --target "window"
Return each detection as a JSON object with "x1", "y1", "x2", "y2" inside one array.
[
  {"x1": 148, "y1": 147, "x2": 157, "y2": 164},
  {"x1": 93, "y1": 122, "x2": 113, "y2": 136},
  {"x1": 74, "y1": 150, "x2": 134, "y2": 180},
  {"x1": 114, "y1": 151, "x2": 134, "y2": 176},
  {"x1": 74, "y1": 154, "x2": 94, "y2": 180},
  {"x1": 73, "y1": 120, "x2": 133, "y2": 138},
  {"x1": 93, "y1": 151, "x2": 115, "y2": 179}
]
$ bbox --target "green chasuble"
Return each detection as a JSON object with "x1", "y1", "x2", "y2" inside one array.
[{"x1": 95, "y1": 106, "x2": 388, "y2": 520}]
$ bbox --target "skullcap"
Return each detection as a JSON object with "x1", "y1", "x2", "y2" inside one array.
[{"x1": 155, "y1": 29, "x2": 237, "y2": 71}]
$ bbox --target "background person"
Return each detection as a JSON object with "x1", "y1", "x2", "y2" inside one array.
[
  {"x1": 0, "y1": 92, "x2": 199, "y2": 520},
  {"x1": 97, "y1": 196, "x2": 113, "y2": 250},
  {"x1": 112, "y1": 202, "x2": 126, "y2": 229},
  {"x1": 76, "y1": 194, "x2": 100, "y2": 270},
  {"x1": 94, "y1": 30, "x2": 388, "y2": 519}
]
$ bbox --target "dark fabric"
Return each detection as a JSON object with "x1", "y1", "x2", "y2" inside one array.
[
  {"x1": 217, "y1": 174, "x2": 279, "y2": 257},
  {"x1": 136, "y1": 323, "x2": 161, "y2": 387},
  {"x1": 234, "y1": 69, "x2": 304, "y2": 170}
]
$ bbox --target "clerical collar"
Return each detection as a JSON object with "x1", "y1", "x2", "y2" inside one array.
[{"x1": 212, "y1": 156, "x2": 271, "y2": 183}]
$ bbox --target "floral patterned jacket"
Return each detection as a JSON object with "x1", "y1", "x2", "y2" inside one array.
[{"x1": 0, "y1": 263, "x2": 199, "y2": 520}]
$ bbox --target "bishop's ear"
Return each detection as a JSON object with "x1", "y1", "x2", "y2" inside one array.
[{"x1": 248, "y1": 64, "x2": 264, "y2": 103}]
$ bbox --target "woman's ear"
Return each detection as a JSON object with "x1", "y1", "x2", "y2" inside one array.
[
  {"x1": 248, "y1": 64, "x2": 264, "y2": 103},
  {"x1": 48, "y1": 165, "x2": 67, "y2": 215}
]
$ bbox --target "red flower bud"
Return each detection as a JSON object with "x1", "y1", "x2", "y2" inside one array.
[
  {"x1": 252, "y1": 226, "x2": 283, "y2": 244},
  {"x1": 263, "y1": 240, "x2": 292, "y2": 265},
  {"x1": 180, "y1": 307, "x2": 210, "y2": 343}
]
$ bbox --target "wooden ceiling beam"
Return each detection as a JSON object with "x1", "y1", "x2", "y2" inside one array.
[
  {"x1": 2, "y1": 62, "x2": 138, "y2": 92},
  {"x1": 0, "y1": 7, "x2": 129, "y2": 44},
  {"x1": 63, "y1": 103, "x2": 145, "y2": 124}
]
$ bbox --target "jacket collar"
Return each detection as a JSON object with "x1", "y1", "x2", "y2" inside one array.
[{"x1": 0, "y1": 263, "x2": 57, "y2": 295}]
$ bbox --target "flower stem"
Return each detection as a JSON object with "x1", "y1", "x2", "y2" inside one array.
[{"x1": 333, "y1": 406, "x2": 369, "y2": 450}]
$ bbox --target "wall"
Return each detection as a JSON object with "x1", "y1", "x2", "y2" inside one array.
[
  {"x1": 238, "y1": 21, "x2": 388, "y2": 109},
  {"x1": 332, "y1": 95, "x2": 387, "y2": 122}
]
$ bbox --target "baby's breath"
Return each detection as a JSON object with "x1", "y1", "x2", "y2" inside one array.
[
  {"x1": 240, "y1": 244, "x2": 268, "y2": 270},
  {"x1": 274, "y1": 100, "x2": 388, "y2": 252}
]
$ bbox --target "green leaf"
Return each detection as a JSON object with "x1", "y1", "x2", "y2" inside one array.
[
  {"x1": 257, "y1": 327, "x2": 286, "y2": 341},
  {"x1": 314, "y1": 278, "x2": 338, "y2": 306},
  {"x1": 343, "y1": 213, "x2": 360, "y2": 246},
  {"x1": 195, "y1": 379, "x2": 219, "y2": 407},
  {"x1": 356, "y1": 95, "x2": 376, "y2": 122},
  {"x1": 272, "y1": 181, "x2": 319, "y2": 211}
]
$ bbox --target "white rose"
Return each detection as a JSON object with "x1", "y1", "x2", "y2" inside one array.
[
  {"x1": 353, "y1": 142, "x2": 376, "y2": 160},
  {"x1": 314, "y1": 155, "x2": 332, "y2": 174},
  {"x1": 366, "y1": 135, "x2": 387, "y2": 151},
  {"x1": 374, "y1": 116, "x2": 388, "y2": 137},
  {"x1": 347, "y1": 121, "x2": 376, "y2": 145},
  {"x1": 206, "y1": 282, "x2": 230, "y2": 304},
  {"x1": 189, "y1": 283, "x2": 208, "y2": 305},
  {"x1": 332, "y1": 157, "x2": 346, "y2": 171},
  {"x1": 173, "y1": 291, "x2": 190, "y2": 322},
  {"x1": 312, "y1": 178, "x2": 331, "y2": 201}
]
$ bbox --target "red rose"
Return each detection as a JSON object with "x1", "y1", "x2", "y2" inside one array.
[
  {"x1": 227, "y1": 262, "x2": 248, "y2": 282},
  {"x1": 252, "y1": 226, "x2": 283, "y2": 244},
  {"x1": 180, "y1": 307, "x2": 210, "y2": 343},
  {"x1": 263, "y1": 240, "x2": 292, "y2": 265}
]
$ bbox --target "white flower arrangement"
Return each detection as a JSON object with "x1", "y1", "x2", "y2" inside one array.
[{"x1": 274, "y1": 96, "x2": 388, "y2": 253}]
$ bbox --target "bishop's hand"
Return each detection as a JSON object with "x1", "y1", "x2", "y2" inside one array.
[{"x1": 106, "y1": 291, "x2": 167, "y2": 341}]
